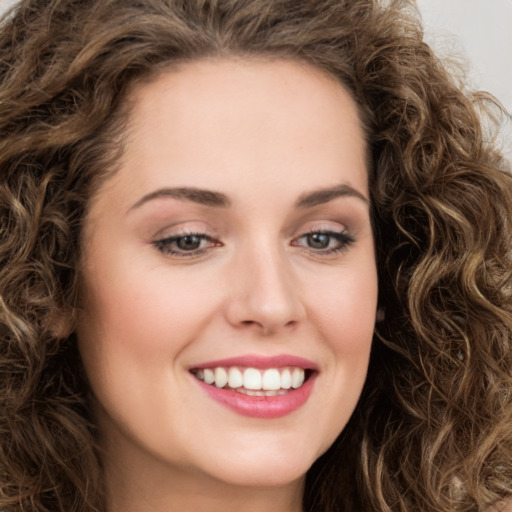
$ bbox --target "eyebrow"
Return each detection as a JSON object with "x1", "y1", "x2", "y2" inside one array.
[
  {"x1": 130, "y1": 187, "x2": 231, "y2": 210},
  {"x1": 129, "y1": 182, "x2": 368, "y2": 212},
  {"x1": 295, "y1": 184, "x2": 369, "y2": 208}
]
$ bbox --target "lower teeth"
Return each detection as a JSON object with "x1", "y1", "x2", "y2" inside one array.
[{"x1": 234, "y1": 388, "x2": 289, "y2": 397}]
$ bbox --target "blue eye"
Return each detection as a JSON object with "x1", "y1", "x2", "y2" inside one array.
[
  {"x1": 153, "y1": 229, "x2": 354, "y2": 257},
  {"x1": 293, "y1": 230, "x2": 354, "y2": 254},
  {"x1": 153, "y1": 233, "x2": 217, "y2": 256}
]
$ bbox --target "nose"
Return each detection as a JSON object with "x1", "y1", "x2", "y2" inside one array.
[{"x1": 224, "y1": 244, "x2": 306, "y2": 335}]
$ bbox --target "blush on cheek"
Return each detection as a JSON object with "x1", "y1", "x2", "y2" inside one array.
[{"x1": 314, "y1": 296, "x2": 376, "y2": 355}]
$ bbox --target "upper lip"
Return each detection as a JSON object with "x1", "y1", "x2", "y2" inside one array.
[{"x1": 190, "y1": 354, "x2": 318, "y2": 370}]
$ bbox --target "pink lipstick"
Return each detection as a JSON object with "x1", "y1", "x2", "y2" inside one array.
[{"x1": 189, "y1": 354, "x2": 317, "y2": 419}]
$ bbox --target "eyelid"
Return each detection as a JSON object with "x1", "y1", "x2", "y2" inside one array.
[
  {"x1": 150, "y1": 222, "x2": 355, "y2": 258},
  {"x1": 291, "y1": 226, "x2": 355, "y2": 255},
  {"x1": 151, "y1": 219, "x2": 216, "y2": 239},
  {"x1": 152, "y1": 229, "x2": 221, "y2": 257}
]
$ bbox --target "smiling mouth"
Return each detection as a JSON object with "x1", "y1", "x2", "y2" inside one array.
[{"x1": 190, "y1": 366, "x2": 313, "y2": 397}]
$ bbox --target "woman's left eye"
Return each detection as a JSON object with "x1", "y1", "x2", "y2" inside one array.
[
  {"x1": 153, "y1": 229, "x2": 353, "y2": 257},
  {"x1": 153, "y1": 233, "x2": 218, "y2": 256},
  {"x1": 292, "y1": 230, "x2": 355, "y2": 254}
]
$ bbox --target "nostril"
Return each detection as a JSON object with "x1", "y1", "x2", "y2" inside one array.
[
  {"x1": 237, "y1": 318, "x2": 298, "y2": 335},
  {"x1": 224, "y1": 278, "x2": 306, "y2": 332}
]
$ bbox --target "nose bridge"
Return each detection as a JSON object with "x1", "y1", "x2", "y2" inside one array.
[{"x1": 225, "y1": 236, "x2": 305, "y2": 333}]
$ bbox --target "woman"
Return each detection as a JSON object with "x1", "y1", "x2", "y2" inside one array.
[{"x1": 0, "y1": 0, "x2": 511, "y2": 511}]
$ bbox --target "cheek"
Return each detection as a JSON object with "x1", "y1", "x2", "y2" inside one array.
[
  {"x1": 81, "y1": 251, "x2": 200, "y2": 342},
  {"x1": 309, "y1": 263, "x2": 378, "y2": 355},
  {"x1": 76, "y1": 259, "x2": 227, "y2": 395},
  {"x1": 299, "y1": 263, "x2": 377, "y2": 456},
  {"x1": 75, "y1": 269, "x2": 203, "y2": 428}
]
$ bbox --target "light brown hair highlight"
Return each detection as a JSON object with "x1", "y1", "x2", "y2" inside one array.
[{"x1": 0, "y1": 1, "x2": 511, "y2": 511}]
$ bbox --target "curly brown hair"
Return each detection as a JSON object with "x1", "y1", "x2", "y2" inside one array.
[{"x1": 1, "y1": 0, "x2": 511, "y2": 511}]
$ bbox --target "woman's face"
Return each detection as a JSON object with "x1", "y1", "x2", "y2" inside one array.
[{"x1": 77, "y1": 59, "x2": 378, "y2": 491}]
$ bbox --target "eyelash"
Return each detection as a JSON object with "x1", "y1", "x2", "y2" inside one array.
[
  {"x1": 153, "y1": 232, "x2": 218, "y2": 257},
  {"x1": 153, "y1": 229, "x2": 355, "y2": 257},
  {"x1": 292, "y1": 229, "x2": 355, "y2": 255}
]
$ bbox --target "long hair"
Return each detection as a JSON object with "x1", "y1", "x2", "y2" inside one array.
[{"x1": 1, "y1": 1, "x2": 511, "y2": 510}]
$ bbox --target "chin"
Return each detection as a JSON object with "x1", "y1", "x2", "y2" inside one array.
[
  {"x1": 212, "y1": 462, "x2": 308, "y2": 489},
  {"x1": 198, "y1": 442, "x2": 320, "y2": 489}
]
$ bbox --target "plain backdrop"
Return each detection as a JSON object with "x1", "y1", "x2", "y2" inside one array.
[
  {"x1": 417, "y1": 0, "x2": 512, "y2": 161},
  {"x1": 1, "y1": 0, "x2": 511, "y2": 156},
  {"x1": 417, "y1": 0, "x2": 511, "y2": 112}
]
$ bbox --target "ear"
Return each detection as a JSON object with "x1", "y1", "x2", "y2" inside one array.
[
  {"x1": 376, "y1": 308, "x2": 385, "y2": 323},
  {"x1": 49, "y1": 308, "x2": 75, "y2": 339}
]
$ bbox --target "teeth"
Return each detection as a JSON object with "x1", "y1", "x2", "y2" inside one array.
[
  {"x1": 228, "y1": 367, "x2": 243, "y2": 388},
  {"x1": 262, "y1": 368, "x2": 280, "y2": 390},
  {"x1": 243, "y1": 368, "x2": 262, "y2": 390},
  {"x1": 203, "y1": 368, "x2": 215, "y2": 385},
  {"x1": 280, "y1": 368, "x2": 292, "y2": 389},
  {"x1": 237, "y1": 388, "x2": 289, "y2": 397},
  {"x1": 193, "y1": 366, "x2": 307, "y2": 392},
  {"x1": 214, "y1": 367, "x2": 228, "y2": 388},
  {"x1": 291, "y1": 368, "x2": 305, "y2": 389}
]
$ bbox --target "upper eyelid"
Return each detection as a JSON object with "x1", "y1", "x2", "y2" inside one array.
[
  {"x1": 298, "y1": 225, "x2": 347, "y2": 234},
  {"x1": 157, "y1": 232, "x2": 213, "y2": 241},
  {"x1": 154, "y1": 232, "x2": 217, "y2": 245},
  {"x1": 292, "y1": 228, "x2": 354, "y2": 243},
  {"x1": 152, "y1": 223, "x2": 351, "y2": 241},
  {"x1": 153, "y1": 223, "x2": 218, "y2": 239},
  {"x1": 153, "y1": 232, "x2": 352, "y2": 257},
  {"x1": 291, "y1": 223, "x2": 350, "y2": 239},
  {"x1": 152, "y1": 232, "x2": 219, "y2": 257}
]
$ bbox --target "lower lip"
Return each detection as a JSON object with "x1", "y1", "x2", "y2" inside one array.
[{"x1": 194, "y1": 374, "x2": 317, "y2": 419}]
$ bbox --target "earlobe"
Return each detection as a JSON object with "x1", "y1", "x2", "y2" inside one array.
[
  {"x1": 49, "y1": 309, "x2": 75, "y2": 339},
  {"x1": 376, "y1": 308, "x2": 385, "y2": 323}
]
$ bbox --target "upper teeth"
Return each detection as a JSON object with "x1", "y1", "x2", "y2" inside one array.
[{"x1": 193, "y1": 367, "x2": 306, "y2": 391}]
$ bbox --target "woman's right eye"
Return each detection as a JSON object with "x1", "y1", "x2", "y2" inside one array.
[
  {"x1": 291, "y1": 229, "x2": 355, "y2": 255},
  {"x1": 153, "y1": 233, "x2": 219, "y2": 256}
]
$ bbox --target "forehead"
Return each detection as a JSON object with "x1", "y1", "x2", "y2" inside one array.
[
  {"x1": 90, "y1": 58, "x2": 368, "y2": 213},
  {"x1": 125, "y1": 58, "x2": 365, "y2": 150},
  {"x1": 128, "y1": 57, "x2": 361, "y2": 120}
]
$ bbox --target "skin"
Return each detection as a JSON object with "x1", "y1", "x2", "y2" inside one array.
[{"x1": 76, "y1": 58, "x2": 378, "y2": 512}]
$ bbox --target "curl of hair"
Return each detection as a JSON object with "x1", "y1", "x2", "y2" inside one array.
[{"x1": 1, "y1": 0, "x2": 511, "y2": 510}]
